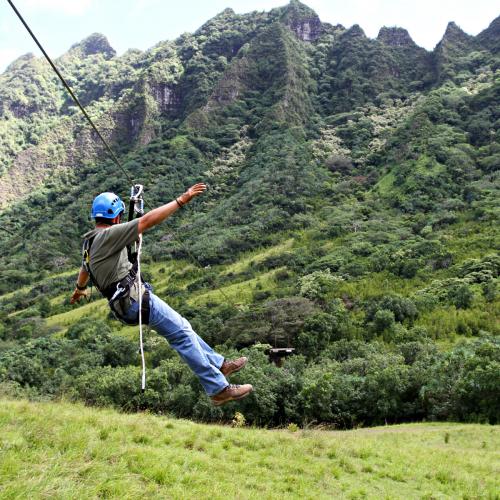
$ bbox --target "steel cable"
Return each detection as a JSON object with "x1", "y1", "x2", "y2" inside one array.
[{"x1": 7, "y1": 0, "x2": 235, "y2": 306}]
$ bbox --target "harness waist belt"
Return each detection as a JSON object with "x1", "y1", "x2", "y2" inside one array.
[
  {"x1": 102, "y1": 270, "x2": 150, "y2": 325},
  {"x1": 102, "y1": 270, "x2": 137, "y2": 301},
  {"x1": 83, "y1": 236, "x2": 148, "y2": 325}
]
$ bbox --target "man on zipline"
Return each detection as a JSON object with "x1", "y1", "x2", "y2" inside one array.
[{"x1": 70, "y1": 183, "x2": 252, "y2": 406}]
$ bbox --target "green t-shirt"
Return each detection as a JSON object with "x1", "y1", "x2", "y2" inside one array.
[{"x1": 82, "y1": 219, "x2": 140, "y2": 291}]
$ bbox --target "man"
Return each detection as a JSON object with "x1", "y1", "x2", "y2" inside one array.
[{"x1": 70, "y1": 183, "x2": 253, "y2": 406}]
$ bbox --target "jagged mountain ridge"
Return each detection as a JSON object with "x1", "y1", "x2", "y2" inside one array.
[
  {"x1": 0, "y1": 3, "x2": 495, "y2": 174},
  {"x1": 0, "y1": 0, "x2": 498, "y2": 288},
  {"x1": 0, "y1": 2, "x2": 496, "y2": 171}
]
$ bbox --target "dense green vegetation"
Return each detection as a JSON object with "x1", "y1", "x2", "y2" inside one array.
[
  {"x1": 0, "y1": 1, "x2": 498, "y2": 428},
  {"x1": 1, "y1": 318, "x2": 498, "y2": 427}
]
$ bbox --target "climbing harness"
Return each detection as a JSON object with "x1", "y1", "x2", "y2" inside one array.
[
  {"x1": 82, "y1": 184, "x2": 149, "y2": 389},
  {"x1": 82, "y1": 233, "x2": 149, "y2": 326}
]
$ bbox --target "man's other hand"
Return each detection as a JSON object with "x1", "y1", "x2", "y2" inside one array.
[{"x1": 70, "y1": 288, "x2": 88, "y2": 304}]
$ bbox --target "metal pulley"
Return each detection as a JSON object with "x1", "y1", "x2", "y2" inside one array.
[{"x1": 129, "y1": 184, "x2": 144, "y2": 220}]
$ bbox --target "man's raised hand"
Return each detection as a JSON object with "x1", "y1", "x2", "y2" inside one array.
[
  {"x1": 188, "y1": 182, "x2": 207, "y2": 198},
  {"x1": 178, "y1": 182, "x2": 207, "y2": 206}
]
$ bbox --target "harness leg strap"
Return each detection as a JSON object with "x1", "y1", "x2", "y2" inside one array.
[{"x1": 141, "y1": 290, "x2": 150, "y2": 325}]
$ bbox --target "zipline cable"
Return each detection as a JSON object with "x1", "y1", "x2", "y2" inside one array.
[
  {"x1": 7, "y1": 0, "x2": 234, "y2": 306},
  {"x1": 6, "y1": 0, "x2": 138, "y2": 192}
]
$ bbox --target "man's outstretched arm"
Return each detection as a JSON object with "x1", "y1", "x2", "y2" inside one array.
[{"x1": 138, "y1": 183, "x2": 206, "y2": 234}]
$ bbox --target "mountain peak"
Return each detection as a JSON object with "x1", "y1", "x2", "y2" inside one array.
[
  {"x1": 4, "y1": 53, "x2": 35, "y2": 73},
  {"x1": 476, "y1": 14, "x2": 500, "y2": 53},
  {"x1": 442, "y1": 21, "x2": 474, "y2": 43},
  {"x1": 377, "y1": 27, "x2": 417, "y2": 48},
  {"x1": 344, "y1": 24, "x2": 367, "y2": 38},
  {"x1": 211, "y1": 7, "x2": 236, "y2": 19},
  {"x1": 435, "y1": 21, "x2": 474, "y2": 53},
  {"x1": 445, "y1": 21, "x2": 465, "y2": 36},
  {"x1": 279, "y1": 0, "x2": 322, "y2": 41},
  {"x1": 69, "y1": 33, "x2": 116, "y2": 59},
  {"x1": 287, "y1": 0, "x2": 315, "y2": 10}
]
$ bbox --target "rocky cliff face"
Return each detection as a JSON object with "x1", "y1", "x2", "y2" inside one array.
[
  {"x1": 286, "y1": 15, "x2": 322, "y2": 41},
  {"x1": 150, "y1": 83, "x2": 181, "y2": 114},
  {"x1": 377, "y1": 27, "x2": 417, "y2": 47},
  {"x1": 280, "y1": 0, "x2": 322, "y2": 41},
  {"x1": 68, "y1": 33, "x2": 116, "y2": 59}
]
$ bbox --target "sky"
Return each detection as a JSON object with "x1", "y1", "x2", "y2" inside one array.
[{"x1": 0, "y1": 0, "x2": 498, "y2": 73}]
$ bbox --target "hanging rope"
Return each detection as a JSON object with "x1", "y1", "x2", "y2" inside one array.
[{"x1": 136, "y1": 234, "x2": 146, "y2": 392}]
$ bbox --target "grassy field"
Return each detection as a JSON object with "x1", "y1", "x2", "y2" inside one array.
[{"x1": 0, "y1": 400, "x2": 498, "y2": 499}]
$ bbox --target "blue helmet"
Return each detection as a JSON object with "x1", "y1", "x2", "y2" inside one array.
[{"x1": 91, "y1": 192, "x2": 125, "y2": 219}]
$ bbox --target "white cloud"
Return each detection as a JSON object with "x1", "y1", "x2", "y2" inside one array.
[{"x1": 21, "y1": 0, "x2": 94, "y2": 16}]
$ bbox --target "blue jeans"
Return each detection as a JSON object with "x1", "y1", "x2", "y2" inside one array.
[{"x1": 124, "y1": 291, "x2": 228, "y2": 397}]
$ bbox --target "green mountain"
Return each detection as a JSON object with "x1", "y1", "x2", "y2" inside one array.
[{"x1": 0, "y1": 1, "x2": 498, "y2": 427}]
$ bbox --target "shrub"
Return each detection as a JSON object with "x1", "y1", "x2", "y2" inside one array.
[
  {"x1": 373, "y1": 309, "x2": 396, "y2": 334},
  {"x1": 448, "y1": 283, "x2": 474, "y2": 309},
  {"x1": 298, "y1": 351, "x2": 413, "y2": 427},
  {"x1": 296, "y1": 312, "x2": 334, "y2": 359},
  {"x1": 232, "y1": 412, "x2": 246, "y2": 427},
  {"x1": 298, "y1": 270, "x2": 344, "y2": 301},
  {"x1": 482, "y1": 281, "x2": 497, "y2": 302},
  {"x1": 366, "y1": 295, "x2": 418, "y2": 324},
  {"x1": 325, "y1": 154, "x2": 353, "y2": 174}
]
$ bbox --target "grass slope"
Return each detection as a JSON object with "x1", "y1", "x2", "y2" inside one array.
[{"x1": 0, "y1": 399, "x2": 498, "y2": 499}]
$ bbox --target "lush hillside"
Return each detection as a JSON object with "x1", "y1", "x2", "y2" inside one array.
[
  {"x1": 0, "y1": 399, "x2": 498, "y2": 499},
  {"x1": 0, "y1": 1, "x2": 498, "y2": 427}
]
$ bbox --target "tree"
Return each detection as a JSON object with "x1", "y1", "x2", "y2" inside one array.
[
  {"x1": 448, "y1": 283, "x2": 474, "y2": 309},
  {"x1": 298, "y1": 270, "x2": 344, "y2": 302}
]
